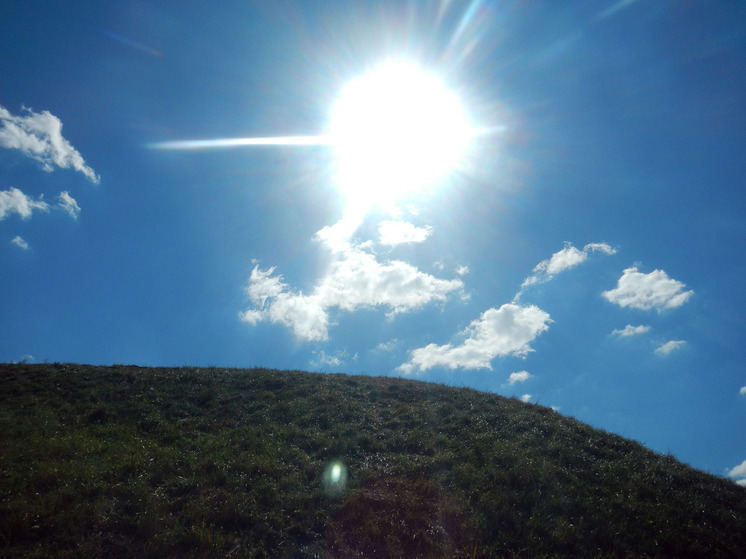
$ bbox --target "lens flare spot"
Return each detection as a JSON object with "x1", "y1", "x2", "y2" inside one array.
[{"x1": 323, "y1": 460, "x2": 348, "y2": 497}]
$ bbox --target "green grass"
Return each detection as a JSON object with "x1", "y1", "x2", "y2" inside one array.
[{"x1": 1, "y1": 363, "x2": 745, "y2": 558}]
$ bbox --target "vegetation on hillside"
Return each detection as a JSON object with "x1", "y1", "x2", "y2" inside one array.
[{"x1": 1, "y1": 363, "x2": 745, "y2": 558}]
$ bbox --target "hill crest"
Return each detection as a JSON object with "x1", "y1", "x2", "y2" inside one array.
[{"x1": 2, "y1": 363, "x2": 745, "y2": 558}]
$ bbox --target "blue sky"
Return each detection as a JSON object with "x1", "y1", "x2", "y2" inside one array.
[{"x1": 1, "y1": 1, "x2": 745, "y2": 483}]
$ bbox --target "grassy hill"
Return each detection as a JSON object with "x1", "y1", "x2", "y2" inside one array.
[{"x1": 1, "y1": 363, "x2": 745, "y2": 558}]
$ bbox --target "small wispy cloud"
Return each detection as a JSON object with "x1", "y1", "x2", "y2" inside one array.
[
  {"x1": 11, "y1": 236, "x2": 29, "y2": 250},
  {"x1": 520, "y1": 394, "x2": 532, "y2": 403},
  {"x1": 378, "y1": 220, "x2": 432, "y2": 245},
  {"x1": 376, "y1": 339, "x2": 398, "y2": 352},
  {"x1": 0, "y1": 187, "x2": 49, "y2": 220},
  {"x1": 455, "y1": 265, "x2": 470, "y2": 276},
  {"x1": 508, "y1": 370, "x2": 532, "y2": 385},
  {"x1": 655, "y1": 340, "x2": 686, "y2": 357},
  {"x1": 727, "y1": 460, "x2": 746, "y2": 487},
  {"x1": 611, "y1": 324, "x2": 651, "y2": 337},
  {"x1": 603, "y1": 267, "x2": 693, "y2": 311},
  {"x1": 518, "y1": 241, "x2": 616, "y2": 294},
  {"x1": 57, "y1": 191, "x2": 81, "y2": 219},
  {"x1": 739, "y1": 386, "x2": 746, "y2": 396},
  {"x1": 0, "y1": 105, "x2": 99, "y2": 183},
  {"x1": 310, "y1": 350, "x2": 355, "y2": 369}
]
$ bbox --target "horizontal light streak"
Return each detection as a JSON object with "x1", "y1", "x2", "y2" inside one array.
[
  {"x1": 148, "y1": 136, "x2": 333, "y2": 150},
  {"x1": 148, "y1": 127, "x2": 495, "y2": 152}
]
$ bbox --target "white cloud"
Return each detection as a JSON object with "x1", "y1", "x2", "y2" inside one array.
[
  {"x1": 318, "y1": 353, "x2": 341, "y2": 366},
  {"x1": 520, "y1": 241, "x2": 616, "y2": 290},
  {"x1": 244, "y1": 266, "x2": 286, "y2": 307},
  {"x1": 240, "y1": 224, "x2": 464, "y2": 341},
  {"x1": 739, "y1": 386, "x2": 745, "y2": 396},
  {"x1": 57, "y1": 191, "x2": 80, "y2": 219},
  {"x1": 545, "y1": 245, "x2": 587, "y2": 275},
  {"x1": 11, "y1": 236, "x2": 29, "y2": 250},
  {"x1": 0, "y1": 187, "x2": 49, "y2": 220},
  {"x1": 455, "y1": 265, "x2": 470, "y2": 276},
  {"x1": 520, "y1": 394, "x2": 532, "y2": 403},
  {"x1": 729, "y1": 461, "x2": 746, "y2": 478},
  {"x1": 0, "y1": 105, "x2": 99, "y2": 183},
  {"x1": 1, "y1": 187, "x2": 81, "y2": 224},
  {"x1": 727, "y1": 460, "x2": 746, "y2": 486},
  {"x1": 603, "y1": 267, "x2": 693, "y2": 311},
  {"x1": 398, "y1": 303, "x2": 551, "y2": 373},
  {"x1": 378, "y1": 220, "x2": 432, "y2": 245},
  {"x1": 239, "y1": 266, "x2": 328, "y2": 341},
  {"x1": 311, "y1": 350, "x2": 352, "y2": 369},
  {"x1": 611, "y1": 324, "x2": 651, "y2": 337},
  {"x1": 318, "y1": 247, "x2": 462, "y2": 314},
  {"x1": 584, "y1": 243, "x2": 617, "y2": 255},
  {"x1": 655, "y1": 340, "x2": 686, "y2": 357},
  {"x1": 376, "y1": 339, "x2": 398, "y2": 352},
  {"x1": 314, "y1": 218, "x2": 360, "y2": 252},
  {"x1": 239, "y1": 309, "x2": 264, "y2": 325},
  {"x1": 508, "y1": 370, "x2": 532, "y2": 384}
]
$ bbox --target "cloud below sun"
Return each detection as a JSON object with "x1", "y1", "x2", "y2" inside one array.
[
  {"x1": 378, "y1": 220, "x2": 433, "y2": 246},
  {"x1": 240, "y1": 219, "x2": 464, "y2": 342},
  {"x1": 518, "y1": 241, "x2": 616, "y2": 295},
  {"x1": 241, "y1": 214, "x2": 696, "y2": 376},
  {"x1": 603, "y1": 267, "x2": 694, "y2": 311},
  {"x1": 398, "y1": 303, "x2": 551, "y2": 374}
]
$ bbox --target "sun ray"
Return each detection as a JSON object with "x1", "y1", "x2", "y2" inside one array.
[
  {"x1": 148, "y1": 136, "x2": 332, "y2": 150},
  {"x1": 148, "y1": 60, "x2": 482, "y2": 229}
]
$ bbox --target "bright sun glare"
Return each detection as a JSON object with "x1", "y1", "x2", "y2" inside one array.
[
  {"x1": 149, "y1": 60, "x2": 475, "y2": 218},
  {"x1": 329, "y1": 61, "x2": 474, "y2": 214}
]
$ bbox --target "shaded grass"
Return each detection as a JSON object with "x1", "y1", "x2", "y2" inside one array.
[{"x1": 1, "y1": 363, "x2": 745, "y2": 558}]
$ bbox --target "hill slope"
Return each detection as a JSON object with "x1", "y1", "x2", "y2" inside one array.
[{"x1": 1, "y1": 363, "x2": 745, "y2": 558}]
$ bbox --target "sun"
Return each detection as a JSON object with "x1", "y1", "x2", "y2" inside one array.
[
  {"x1": 149, "y1": 59, "x2": 476, "y2": 220},
  {"x1": 329, "y1": 60, "x2": 474, "y2": 214}
]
